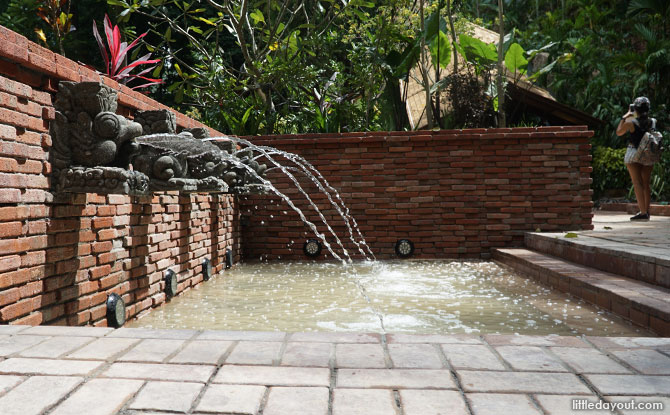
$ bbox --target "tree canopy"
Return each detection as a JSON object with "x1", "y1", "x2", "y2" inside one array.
[{"x1": 1, "y1": 0, "x2": 668, "y2": 199}]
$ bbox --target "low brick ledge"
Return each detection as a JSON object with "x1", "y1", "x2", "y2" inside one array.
[
  {"x1": 492, "y1": 248, "x2": 670, "y2": 337},
  {"x1": 525, "y1": 232, "x2": 670, "y2": 289},
  {"x1": 600, "y1": 203, "x2": 670, "y2": 217}
]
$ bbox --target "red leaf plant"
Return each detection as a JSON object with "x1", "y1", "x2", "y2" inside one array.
[{"x1": 92, "y1": 14, "x2": 163, "y2": 89}]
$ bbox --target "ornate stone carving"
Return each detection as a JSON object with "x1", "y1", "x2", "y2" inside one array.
[
  {"x1": 59, "y1": 166, "x2": 149, "y2": 194},
  {"x1": 52, "y1": 82, "x2": 143, "y2": 173},
  {"x1": 182, "y1": 127, "x2": 210, "y2": 140},
  {"x1": 51, "y1": 81, "x2": 267, "y2": 195},
  {"x1": 134, "y1": 110, "x2": 177, "y2": 135}
]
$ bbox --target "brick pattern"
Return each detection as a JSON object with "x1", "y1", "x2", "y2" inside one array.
[
  {"x1": 0, "y1": 25, "x2": 594, "y2": 325},
  {"x1": 240, "y1": 128, "x2": 594, "y2": 260},
  {"x1": 492, "y1": 248, "x2": 670, "y2": 336},
  {"x1": 0, "y1": 192, "x2": 240, "y2": 326},
  {"x1": 0, "y1": 25, "x2": 240, "y2": 326}
]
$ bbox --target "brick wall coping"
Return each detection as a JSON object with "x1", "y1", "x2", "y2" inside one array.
[
  {"x1": 0, "y1": 24, "x2": 221, "y2": 136},
  {"x1": 600, "y1": 203, "x2": 670, "y2": 216},
  {"x1": 243, "y1": 126, "x2": 594, "y2": 146}
]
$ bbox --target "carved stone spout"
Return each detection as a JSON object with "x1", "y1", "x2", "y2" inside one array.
[{"x1": 50, "y1": 81, "x2": 267, "y2": 195}]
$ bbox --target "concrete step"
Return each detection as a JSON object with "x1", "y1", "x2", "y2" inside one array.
[
  {"x1": 492, "y1": 247, "x2": 670, "y2": 337},
  {"x1": 525, "y1": 232, "x2": 670, "y2": 289}
]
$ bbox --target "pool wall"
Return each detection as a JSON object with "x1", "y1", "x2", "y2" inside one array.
[
  {"x1": 0, "y1": 25, "x2": 592, "y2": 326},
  {"x1": 0, "y1": 27, "x2": 241, "y2": 325},
  {"x1": 240, "y1": 129, "x2": 594, "y2": 260}
]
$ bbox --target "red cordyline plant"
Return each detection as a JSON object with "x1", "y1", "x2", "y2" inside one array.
[{"x1": 92, "y1": 14, "x2": 163, "y2": 89}]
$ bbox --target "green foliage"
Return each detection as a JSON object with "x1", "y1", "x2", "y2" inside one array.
[
  {"x1": 649, "y1": 148, "x2": 670, "y2": 201},
  {"x1": 107, "y1": 0, "x2": 399, "y2": 134},
  {"x1": 504, "y1": 43, "x2": 528, "y2": 76},
  {"x1": 0, "y1": 0, "x2": 42, "y2": 38},
  {"x1": 591, "y1": 146, "x2": 629, "y2": 200},
  {"x1": 459, "y1": 33, "x2": 497, "y2": 68}
]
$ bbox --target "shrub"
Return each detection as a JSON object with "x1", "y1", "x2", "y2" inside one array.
[{"x1": 592, "y1": 146, "x2": 629, "y2": 200}]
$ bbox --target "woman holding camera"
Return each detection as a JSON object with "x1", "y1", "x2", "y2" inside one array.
[{"x1": 616, "y1": 96, "x2": 656, "y2": 221}]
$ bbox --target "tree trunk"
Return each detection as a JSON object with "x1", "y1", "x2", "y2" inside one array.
[
  {"x1": 496, "y1": 0, "x2": 506, "y2": 128},
  {"x1": 419, "y1": 0, "x2": 434, "y2": 129},
  {"x1": 447, "y1": 0, "x2": 458, "y2": 76}
]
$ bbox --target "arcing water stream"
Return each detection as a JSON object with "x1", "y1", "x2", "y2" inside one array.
[{"x1": 205, "y1": 136, "x2": 385, "y2": 330}]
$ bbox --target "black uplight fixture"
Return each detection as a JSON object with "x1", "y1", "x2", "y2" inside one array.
[
  {"x1": 395, "y1": 239, "x2": 414, "y2": 258},
  {"x1": 106, "y1": 293, "x2": 126, "y2": 328},
  {"x1": 202, "y1": 258, "x2": 212, "y2": 281},
  {"x1": 165, "y1": 269, "x2": 178, "y2": 298},
  {"x1": 303, "y1": 239, "x2": 322, "y2": 258},
  {"x1": 225, "y1": 248, "x2": 233, "y2": 269}
]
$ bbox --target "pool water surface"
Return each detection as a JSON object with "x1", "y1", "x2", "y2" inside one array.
[{"x1": 128, "y1": 260, "x2": 651, "y2": 336}]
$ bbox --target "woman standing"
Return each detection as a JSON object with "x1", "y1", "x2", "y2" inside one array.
[{"x1": 616, "y1": 96, "x2": 656, "y2": 221}]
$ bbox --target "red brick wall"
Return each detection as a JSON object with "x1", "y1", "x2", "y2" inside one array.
[
  {"x1": 0, "y1": 24, "x2": 595, "y2": 326},
  {"x1": 0, "y1": 25, "x2": 240, "y2": 326},
  {"x1": 240, "y1": 128, "x2": 594, "y2": 260}
]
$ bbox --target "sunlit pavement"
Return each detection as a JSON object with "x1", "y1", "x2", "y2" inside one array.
[{"x1": 0, "y1": 326, "x2": 669, "y2": 414}]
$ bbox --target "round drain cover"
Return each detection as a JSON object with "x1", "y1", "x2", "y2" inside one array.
[
  {"x1": 303, "y1": 239, "x2": 322, "y2": 258},
  {"x1": 106, "y1": 293, "x2": 126, "y2": 328},
  {"x1": 203, "y1": 258, "x2": 212, "y2": 281},
  {"x1": 395, "y1": 239, "x2": 414, "y2": 258},
  {"x1": 165, "y1": 269, "x2": 178, "y2": 298}
]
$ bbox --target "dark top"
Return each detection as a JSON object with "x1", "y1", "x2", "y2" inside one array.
[{"x1": 629, "y1": 118, "x2": 655, "y2": 148}]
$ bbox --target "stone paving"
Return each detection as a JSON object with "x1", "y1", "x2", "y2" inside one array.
[
  {"x1": 541, "y1": 211, "x2": 670, "y2": 264},
  {"x1": 1, "y1": 326, "x2": 669, "y2": 414}
]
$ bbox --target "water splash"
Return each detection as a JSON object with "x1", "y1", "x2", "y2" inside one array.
[
  {"x1": 206, "y1": 136, "x2": 374, "y2": 261},
  {"x1": 253, "y1": 145, "x2": 375, "y2": 260},
  {"x1": 205, "y1": 136, "x2": 384, "y2": 329}
]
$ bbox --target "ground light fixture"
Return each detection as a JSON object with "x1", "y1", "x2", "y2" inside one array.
[
  {"x1": 395, "y1": 239, "x2": 414, "y2": 258},
  {"x1": 202, "y1": 258, "x2": 212, "y2": 281},
  {"x1": 225, "y1": 248, "x2": 233, "y2": 269},
  {"x1": 303, "y1": 239, "x2": 322, "y2": 258},
  {"x1": 165, "y1": 269, "x2": 178, "y2": 298},
  {"x1": 106, "y1": 293, "x2": 126, "y2": 328}
]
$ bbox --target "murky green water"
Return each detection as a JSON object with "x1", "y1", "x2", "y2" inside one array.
[{"x1": 128, "y1": 260, "x2": 651, "y2": 336}]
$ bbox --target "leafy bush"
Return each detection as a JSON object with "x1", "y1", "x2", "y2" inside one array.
[
  {"x1": 650, "y1": 147, "x2": 670, "y2": 201},
  {"x1": 592, "y1": 146, "x2": 629, "y2": 200},
  {"x1": 593, "y1": 145, "x2": 670, "y2": 202}
]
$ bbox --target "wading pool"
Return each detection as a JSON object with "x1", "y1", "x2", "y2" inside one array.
[{"x1": 128, "y1": 260, "x2": 651, "y2": 336}]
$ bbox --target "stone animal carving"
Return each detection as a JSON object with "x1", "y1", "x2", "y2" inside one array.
[{"x1": 50, "y1": 81, "x2": 267, "y2": 195}]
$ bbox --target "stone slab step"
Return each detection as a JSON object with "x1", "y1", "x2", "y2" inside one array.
[
  {"x1": 525, "y1": 232, "x2": 670, "y2": 289},
  {"x1": 492, "y1": 248, "x2": 670, "y2": 337}
]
